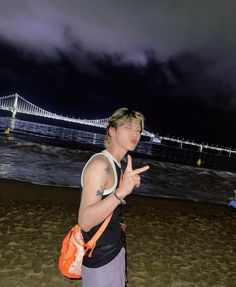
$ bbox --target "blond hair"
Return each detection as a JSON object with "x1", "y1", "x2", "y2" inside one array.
[{"x1": 104, "y1": 107, "x2": 145, "y2": 148}]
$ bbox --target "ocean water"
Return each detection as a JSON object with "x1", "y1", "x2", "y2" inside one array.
[{"x1": 0, "y1": 116, "x2": 235, "y2": 205}]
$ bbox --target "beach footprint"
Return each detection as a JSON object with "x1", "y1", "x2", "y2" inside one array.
[{"x1": 32, "y1": 258, "x2": 42, "y2": 273}]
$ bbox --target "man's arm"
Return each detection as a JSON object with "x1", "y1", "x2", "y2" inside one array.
[
  {"x1": 78, "y1": 156, "x2": 120, "y2": 232},
  {"x1": 78, "y1": 154, "x2": 149, "y2": 232}
]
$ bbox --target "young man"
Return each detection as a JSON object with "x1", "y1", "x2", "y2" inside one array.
[{"x1": 78, "y1": 107, "x2": 149, "y2": 286}]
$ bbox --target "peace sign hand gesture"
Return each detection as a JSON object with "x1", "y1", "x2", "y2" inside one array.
[{"x1": 117, "y1": 155, "x2": 149, "y2": 198}]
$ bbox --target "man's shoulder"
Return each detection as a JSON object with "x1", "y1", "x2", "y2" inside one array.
[{"x1": 85, "y1": 153, "x2": 111, "y2": 172}]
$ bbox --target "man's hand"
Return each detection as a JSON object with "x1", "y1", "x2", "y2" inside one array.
[
  {"x1": 120, "y1": 223, "x2": 126, "y2": 232},
  {"x1": 118, "y1": 155, "x2": 149, "y2": 198}
]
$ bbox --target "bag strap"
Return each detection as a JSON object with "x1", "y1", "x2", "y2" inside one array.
[
  {"x1": 84, "y1": 213, "x2": 112, "y2": 257},
  {"x1": 84, "y1": 172, "x2": 123, "y2": 257}
]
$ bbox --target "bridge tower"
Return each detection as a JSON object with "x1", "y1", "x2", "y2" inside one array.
[{"x1": 12, "y1": 93, "x2": 19, "y2": 118}]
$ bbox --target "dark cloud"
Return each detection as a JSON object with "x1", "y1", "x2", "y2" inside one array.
[
  {"x1": 1, "y1": 1, "x2": 236, "y2": 59},
  {"x1": 0, "y1": 39, "x2": 235, "y2": 147}
]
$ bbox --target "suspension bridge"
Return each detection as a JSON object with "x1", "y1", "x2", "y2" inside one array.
[
  {"x1": 0, "y1": 93, "x2": 154, "y2": 137},
  {"x1": 0, "y1": 93, "x2": 235, "y2": 156},
  {"x1": 0, "y1": 93, "x2": 109, "y2": 129}
]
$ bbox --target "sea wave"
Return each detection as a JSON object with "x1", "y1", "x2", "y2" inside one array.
[{"x1": 1, "y1": 116, "x2": 236, "y2": 205}]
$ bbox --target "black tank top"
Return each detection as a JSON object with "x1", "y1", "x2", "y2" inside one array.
[{"x1": 82, "y1": 161, "x2": 125, "y2": 268}]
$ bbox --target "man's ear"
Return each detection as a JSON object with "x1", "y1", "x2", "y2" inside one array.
[{"x1": 108, "y1": 126, "x2": 115, "y2": 137}]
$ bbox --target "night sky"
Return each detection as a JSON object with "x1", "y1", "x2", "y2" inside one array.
[{"x1": 0, "y1": 1, "x2": 235, "y2": 148}]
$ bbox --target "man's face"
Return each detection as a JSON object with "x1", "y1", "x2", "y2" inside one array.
[{"x1": 112, "y1": 118, "x2": 142, "y2": 151}]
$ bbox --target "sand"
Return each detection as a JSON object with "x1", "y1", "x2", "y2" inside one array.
[{"x1": 1, "y1": 179, "x2": 236, "y2": 287}]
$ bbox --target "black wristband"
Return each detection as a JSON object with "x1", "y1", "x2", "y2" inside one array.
[{"x1": 114, "y1": 190, "x2": 126, "y2": 205}]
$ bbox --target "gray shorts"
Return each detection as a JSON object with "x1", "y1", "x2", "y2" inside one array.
[{"x1": 81, "y1": 247, "x2": 126, "y2": 287}]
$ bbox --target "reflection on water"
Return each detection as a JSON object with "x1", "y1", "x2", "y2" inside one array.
[{"x1": 9, "y1": 117, "x2": 16, "y2": 130}]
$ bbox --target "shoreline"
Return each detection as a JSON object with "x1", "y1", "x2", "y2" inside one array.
[
  {"x1": 0, "y1": 177, "x2": 230, "y2": 216},
  {"x1": 0, "y1": 178, "x2": 80, "y2": 204}
]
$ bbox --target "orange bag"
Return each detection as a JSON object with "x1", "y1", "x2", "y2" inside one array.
[{"x1": 58, "y1": 215, "x2": 112, "y2": 279}]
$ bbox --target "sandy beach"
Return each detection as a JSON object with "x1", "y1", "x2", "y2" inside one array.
[{"x1": 1, "y1": 179, "x2": 236, "y2": 287}]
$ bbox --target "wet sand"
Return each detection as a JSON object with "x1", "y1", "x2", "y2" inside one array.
[{"x1": 1, "y1": 179, "x2": 236, "y2": 287}]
